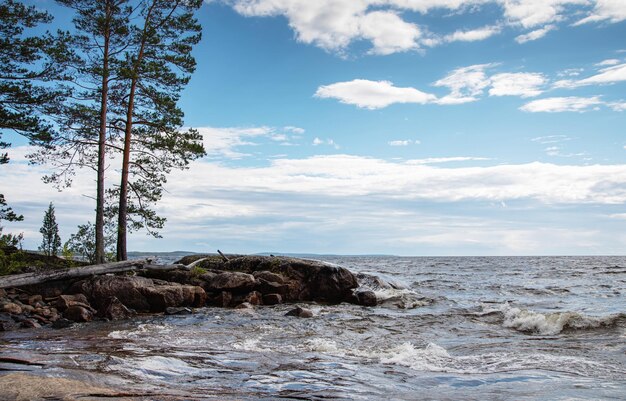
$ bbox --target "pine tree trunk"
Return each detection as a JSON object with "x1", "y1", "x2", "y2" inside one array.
[
  {"x1": 116, "y1": 1, "x2": 156, "y2": 261},
  {"x1": 95, "y1": 3, "x2": 112, "y2": 264}
]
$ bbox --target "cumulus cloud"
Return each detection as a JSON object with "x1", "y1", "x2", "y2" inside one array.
[
  {"x1": 433, "y1": 63, "x2": 494, "y2": 104},
  {"x1": 595, "y1": 58, "x2": 621, "y2": 66},
  {"x1": 489, "y1": 72, "x2": 547, "y2": 97},
  {"x1": 315, "y1": 79, "x2": 436, "y2": 109},
  {"x1": 313, "y1": 137, "x2": 340, "y2": 149},
  {"x1": 520, "y1": 96, "x2": 604, "y2": 112},
  {"x1": 554, "y1": 63, "x2": 626, "y2": 88},
  {"x1": 223, "y1": 0, "x2": 622, "y2": 55}
]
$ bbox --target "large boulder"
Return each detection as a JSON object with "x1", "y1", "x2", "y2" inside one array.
[
  {"x1": 70, "y1": 276, "x2": 206, "y2": 313},
  {"x1": 175, "y1": 255, "x2": 359, "y2": 304}
]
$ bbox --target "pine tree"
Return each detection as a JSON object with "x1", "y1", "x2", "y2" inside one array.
[
  {"x1": 114, "y1": 0, "x2": 205, "y2": 260},
  {"x1": 0, "y1": 0, "x2": 73, "y2": 232},
  {"x1": 39, "y1": 203, "x2": 61, "y2": 256}
]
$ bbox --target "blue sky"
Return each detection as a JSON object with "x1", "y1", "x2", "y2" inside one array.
[{"x1": 3, "y1": 0, "x2": 626, "y2": 255}]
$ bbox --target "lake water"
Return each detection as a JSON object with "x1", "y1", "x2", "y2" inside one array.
[{"x1": 1, "y1": 255, "x2": 625, "y2": 400}]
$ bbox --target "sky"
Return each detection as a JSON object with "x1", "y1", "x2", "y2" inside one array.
[{"x1": 2, "y1": 0, "x2": 626, "y2": 256}]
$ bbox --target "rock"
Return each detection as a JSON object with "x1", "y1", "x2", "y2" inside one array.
[
  {"x1": 263, "y1": 293, "x2": 282, "y2": 305},
  {"x1": 52, "y1": 318, "x2": 73, "y2": 329},
  {"x1": 71, "y1": 276, "x2": 207, "y2": 313},
  {"x1": 21, "y1": 305, "x2": 35, "y2": 314},
  {"x1": 253, "y1": 270, "x2": 285, "y2": 284},
  {"x1": 205, "y1": 272, "x2": 256, "y2": 293},
  {"x1": 0, "y1": 288, "x2": 6, "y2": 298},
  {"x1": 212, "y1": 291, "x2": 232, "y2": 307},
  {"x1": 165, "y1": 306, "x2": 193, "y2": 315},
  {"x1": 34, "y1": 307, "x2": 57, "y2": 319},
  {"x1": 0, "y1": 314, "x2": 19, "y2": 331},
  {"x1": 235, "y1": 302, "x2": 254, "y2": 309},
  {"x1": 56, "y1": 294, "x2": 90, "y2": 311},
  {"x1": 20, "y1": 319, "x2": 41, "y2": 329},
  {"x1": 27, "y1": 295, "x2": 42, "y2": 306},
  {"x1": 63, "y1": 305, "x2": 93, "y2": 322},
  {"x1": 2, "y1": 302, "x2": 22, "y2": 315},
  {"x1": 285, "y1": 306, "x2": 313, "y2": 318},
  {"x1": 30, "y1": 314, "x2": 49, "y2": 325},
  {"x1": 242, "y1": 291, "x2": 263, "y2": 306},
  {"x1": 356, "y1": 290, "x2": 378, "y2": 306},
  {"x1": 100, "y1": 296, "x2": 134, "y2": 321},
  {"x1": 255, "y1": 278, "x2": 289, "y2": 296}
]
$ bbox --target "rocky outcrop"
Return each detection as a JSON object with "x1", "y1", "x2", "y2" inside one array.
[{"x1": 70, "y1": 276, "x2": 206, "y2": 313}]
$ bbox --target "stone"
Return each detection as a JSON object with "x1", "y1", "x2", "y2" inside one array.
[
  {"x1": 356, "y1": 290, "x2": 378, "y2": 307},
  {"x1": 52, "y1": 318, "x2": 73, "y2": 329},
  {"x1": 20, "y1": 319, "x2": 41, "y2": 329},
  {"x1": 205, "y1": 272, "x2": 256, "y2": 294},
  {"x1": 2, "y1": 302, "x2": 22, "y2": 315},
  {"x1": 21, "y1": 305, "x2": 35, "y2": 314},
  {"x1": 100, "y1": 296, "x2": 134, "y2": 321},
  {"x1": 253, "y1": 271, "x2": 285, "y2": 284},
  {"x1": 63, "y1": 305, "x2": 93, "y2": 322},
  {"x1": 262, "y1": 293, "x2": 282, "y2": 305},
  {"x1": 165, "y1": 306, "x2": 193, "y2": 315},
  {"x1": 285, "y1": 306, "x2": 313, "y2": 318},
  {"x1": 235, "y1": 302, "x2": 254, "y2": 309},
  {"x1": 0, "y1": 314, "x2": 19, "y2": 331},
  {"x1": 27, "y1": 295, "x2": 42, "y2": 306},
  {"x1": 242, "y1": 291, "x2": 263, "y2": 306},
  {"x1": 71, "y1": 276, "x2": 207, "y2": 313},
  {"x1": 55, "y1": 294, "x2": 90, "y2": 311},
  {"x1": 0, "y1": 289, "x2": 6, "y2": 298},
  {"x1": 212, "y1": 291, "x2": 232, "y2": 307},
  {"x1": 254, "y1": 278, "x2": 289, "y2": 296}
]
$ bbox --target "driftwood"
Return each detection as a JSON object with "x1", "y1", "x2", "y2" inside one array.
[
  {"x1": 217, "y1": 249, "x2": 229, "y2": 262},
  {"x1": 0, "y1": 259, "x2": 154, "y2": 289}
]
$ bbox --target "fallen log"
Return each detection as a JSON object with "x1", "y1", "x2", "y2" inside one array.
[{"x1": 0, "y1": 259, "x2": 151, "y2": 289}]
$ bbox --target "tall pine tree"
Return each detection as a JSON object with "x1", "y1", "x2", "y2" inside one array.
[
  {"x1": 39, "y1": 202, "x2": 61, "y2": 256},
  {"x1": 113, "y1": 0, "x2": 205, "y2": 260}
]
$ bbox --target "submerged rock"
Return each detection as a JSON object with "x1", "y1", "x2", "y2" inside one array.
[
  {"x1": 285, "y1": 306, "x2": 313, "y2": 318},
  {"x1": 101, "y1": 296, "x2": 134, "y2": 320},
  {"x1": 263, "y1": 293, "x2": 282, "y2": 305},
  {"x1": 356, "y1": 290, "x2": 378, "y2": 306},
  {"x1": 165, "y1": 306, "x2": 193, "y2": 315}
]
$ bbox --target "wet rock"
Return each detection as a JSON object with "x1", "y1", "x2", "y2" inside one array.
[
  {"x1": 205, "y1": 272, "x2": 256, "y2": 294},
  {"x1": 55, "y1": 294, "x2": 90, "y2": 311},
  {"x1": 263, "y1": 293, "x2": 282, "y2": 305},
  {"x1": 255, "y1": 278, "x2": 289, "y2": 296},
  {"x1": 356, "y1": 290, "x2": 378, "y2": 307},
  {"x1": 27, "y1": 295, "x2": 42, "y2": 306},
  {"x1": 242, "y1": 291, "x2": 263, "y2": 306},
  {"x1": 63, "y1": 305, "x2": 93, "y2": 322},
  {"x1": 30, "y1": 314, "x2": 49, "y2": 325},
  {"x1": 285, "y1": 306, "x2": 313, "y2": 318},
  {"x1": 253, "y1": 270, "x2": 285, "y2": 284},
  {"x1": 100, "y1": 296, "x2": 134, "y2": 321},
  {"x1": 235, "y1": 302, "x2": 254, "y2": 309},
  {"x1": 0, "y1": 314, "x2": 19, "y2": 331},
  {"x1": 34, "y1": 306, "x2": 57, "y2": 320},
  {"x1": 19, "y1": 319, "x2": 41, "y2": 329},
  {"x1": 165, "y1": 306, "x2": 193, "y2": 315},
  {"x1": 2, "y1": 302, "x2": 22, "y2": 315},
  {"x1": 212, "y1": 291, "x2": 232, "y2": 307},
  {"x1": 52, "y1": 318, "x2": 73, "y2": 329},
  {"x1": 0, "y1": 289, "x2": 6, "y2": 298}
]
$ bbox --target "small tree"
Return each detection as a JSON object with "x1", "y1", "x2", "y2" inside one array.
[
  {"x1": 39, "y1": 202, "x2": 61, "y2": 256},
  {"x1": 65, "y1": 221, "x2": 116, "y2": 264}
]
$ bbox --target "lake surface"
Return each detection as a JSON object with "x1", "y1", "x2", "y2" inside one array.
[{"x1": 1, "y1": 255, "x2": 625, "y2": 400}]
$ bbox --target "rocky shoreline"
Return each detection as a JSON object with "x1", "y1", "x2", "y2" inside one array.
[{"x1": 0, "y1": 254, "x2": 378, "y2": 331}]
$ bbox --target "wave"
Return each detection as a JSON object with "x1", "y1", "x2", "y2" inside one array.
[
  {"x1": 479, "y1": 304, "x2": 626, "y2": 335},
  {"x1": 356, "y1": 272, "x2": 433, "y2": 309}
]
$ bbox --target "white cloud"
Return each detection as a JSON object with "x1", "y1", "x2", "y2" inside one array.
[
  {"x1": 595, "y1": 58, "x2": 621, "y2": 66},
  {"x1": 359, "y1": 10, "x2": 423, "y2": 55},
  {"x1": 576, "y1": 0, "x2": 626, "y2": 24},
  {"x1": 433, "y1": 63, "x2": 494, "y2": 103},
  {"x1": 531, "y1": 135, "x2": 571, "y2": 144},
  {"x1": 554, "y1": 63, "x2": 626, "y2": 88},
  {"x1": 489, "y1": 72, "x2": 547, "y2": 97},
  {"x1": 610, "y1": 102, "x2": 626, "y2": 111},
  {"x1": 515, "y1": 24, "x2": 556, "y2": 43},
  {"x1": 520, "y1": 96, "x2": 604, "y2": 112},
  {"x1": 501, "y1": 0, "x2": 588, "y2": 28},
  {"x1": 388, "y1": 139, "x2": 420, "y2": 146},
  {"x1": 406, "y1": 156, "x2": 490, "y2": 164},
  {"x1": 315, "y1": 79, "x2": 436, "y2": 109},
  {"x1": 445, "y1": 25, "x2": 501, "y2": 42},
  {"x1": 198, "y1": 126, "x2": 304, "y2": 158},
  {"x1": 313, "y1": 137, "x2": 340, "y2": 149}
]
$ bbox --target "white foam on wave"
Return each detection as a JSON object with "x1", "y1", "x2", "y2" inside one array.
[
  {"x1": 232, "y1": 338, "x2": 271, "y2": 353},
  {"x1": 304, "y1": 338, "x2": 342, "y2": 353},
  {"x1": 108, "y1": 323, "x2": 174, "y2": 340},
  {"x1": 489, "y1": 304, "x2": 626, "y2": 335},
  {"x1": 373, "y1": 288, "x2": 432, "y2": 309}
]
